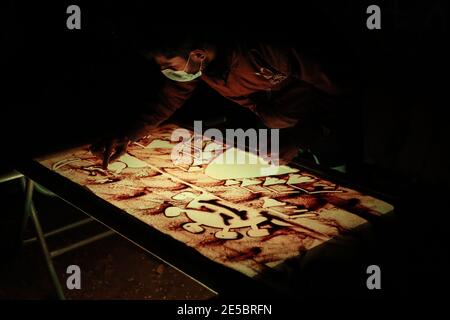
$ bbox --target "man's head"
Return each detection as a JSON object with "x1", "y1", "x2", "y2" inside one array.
[
  {"x1": 154, "y1": 49, "x2": 207, "y2": 74},
  {"x1": 139, "y1": 28, "x2": 216, "y2": 81},
  {"x1": 154, "y1": 49, "x2": 208, "y2": 82}
]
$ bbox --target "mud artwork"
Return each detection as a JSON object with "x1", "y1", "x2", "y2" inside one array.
[{"x1": 38, "y1": 124, "x2": 394, "y2": 289}]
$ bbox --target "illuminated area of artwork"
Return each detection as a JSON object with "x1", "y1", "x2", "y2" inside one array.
[{"x1": 38, "y1": 124, "x2": 394, "y2": 288}]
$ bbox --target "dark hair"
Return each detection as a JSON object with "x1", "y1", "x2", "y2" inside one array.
[{"x1": 135, "y1": 24, "x2": 215, "y2": 60}]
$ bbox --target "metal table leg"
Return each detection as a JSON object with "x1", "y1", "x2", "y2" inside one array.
[{"x1": 24, "y1": 178, "x2": 66, "y2": 300}]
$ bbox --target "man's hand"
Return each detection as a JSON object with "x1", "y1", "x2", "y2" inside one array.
[
  {"x1": 89, "y1": 136, "x2": 130, "y2": 169},
  {"x1": 260, "y1": 137, "x2": 300, "y2": 166},
  {"x1": 271, "y1": 127, "x2": 303, "y2": 165},
  {"x1": 277, "y1": 143, "x2": 301, "y2": 165}
]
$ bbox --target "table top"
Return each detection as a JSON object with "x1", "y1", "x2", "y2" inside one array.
[{"x1": 18, "y1": 124, "x2": 394, "y2": 297}]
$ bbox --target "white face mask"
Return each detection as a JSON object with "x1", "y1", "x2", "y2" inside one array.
[{"x1": 161, "y1": 55, "x2": 202, "y2": 82}]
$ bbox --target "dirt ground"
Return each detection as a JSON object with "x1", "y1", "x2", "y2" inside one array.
[{"x1": 0, "y1": 178, "x2": 215, "y2": 300}]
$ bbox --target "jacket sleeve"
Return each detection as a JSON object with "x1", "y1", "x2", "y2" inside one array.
[
  {"x1": 250, "y1": 43, "x2": 342, "y2": 129},
  {"x1": 249, "y1": 43, "x2": 349, "y2": 154},
  {"x1": 252, "y1": 43, "x2": 341, "y2": 96},
  {"x1": 124, "y1": 78, "x2": 199, "y2": 141}
]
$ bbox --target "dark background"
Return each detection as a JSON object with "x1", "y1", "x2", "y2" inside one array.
[
  {"x1": 2, "y1": 0, "x2": 449, "y2": 300},
  {"x1": 3, "y1": 0, "x2": 449, "y2": 189}
]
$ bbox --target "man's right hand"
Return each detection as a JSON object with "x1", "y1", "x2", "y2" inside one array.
[{"x1": 89, "y1": 136, "x2": 130, "y2": 169}]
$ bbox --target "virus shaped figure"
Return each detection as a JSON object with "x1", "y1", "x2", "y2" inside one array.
[{"x1": 165, "y1": 192, "x2": 270, "y2": 240}]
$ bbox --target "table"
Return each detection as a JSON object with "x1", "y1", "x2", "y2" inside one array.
[{"x1": 16, "y1": 124, "x2": 394, "y2": 298}]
